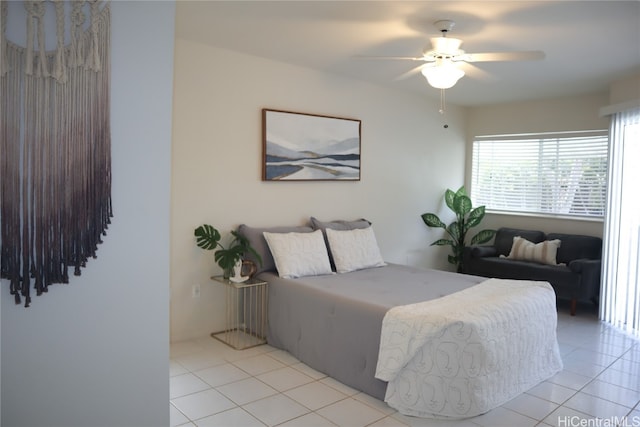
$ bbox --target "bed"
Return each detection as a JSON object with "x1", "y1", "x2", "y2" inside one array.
[{"x1": 238, "y1": 220, "x2": 563, "y2": 419}]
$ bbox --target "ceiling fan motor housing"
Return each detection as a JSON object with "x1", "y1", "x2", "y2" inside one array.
[{"x1": 434, "y1": 20, "x2": 456, "y2": 34}]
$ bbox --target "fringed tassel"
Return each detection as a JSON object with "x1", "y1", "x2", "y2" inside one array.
[
  {"x1": 86, "y1": 0, "x2": 101, "y2": 71},
  {"x1": 24, "y1": 2, "x2": 35, "y2": 75},
  {"x1": 52, "y1": 0, "x2": 67, "y2": 83},
  {"x1": 1, "y1": 46, "x2": 24, "y2": 304},
  {"x1": 69, "y1": 1, "x2": 86, "y2": 68},
  {"x1": 24, "y1": 1, "x2": 48, "y2": 77},
  {"x1": 0, "y1": 2, "x2": 8, "y2": 77},
  {"x1": 1, "y1": 1, "x2": 112, "y2": 307},
  {"x1": 35, "y1": 2, "x2": 48, "y2": 77}
]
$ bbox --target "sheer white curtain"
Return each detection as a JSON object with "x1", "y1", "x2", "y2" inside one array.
[{"x1": 600, "y1": 106, "x2": 640, "y2": 335}]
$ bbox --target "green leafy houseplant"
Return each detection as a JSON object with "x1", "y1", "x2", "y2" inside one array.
[
  {"x1": 421, "y1": 186, "x2": 496, "y2": 273},
  {"x1": 194, "y1": 224, "x2": 262, "y2": 278}
]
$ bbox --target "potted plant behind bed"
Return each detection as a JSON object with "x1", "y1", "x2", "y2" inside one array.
[
  {"x1": 421, "y1": 186, "x2": 496, "y2": 273},
  {"x1": 194, "y1": 224, "x2": 262, "y2": 280}
]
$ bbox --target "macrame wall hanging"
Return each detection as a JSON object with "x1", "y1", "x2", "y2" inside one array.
[{"x1": 0, "y1": 0, "x2": 112, "y2": 307}]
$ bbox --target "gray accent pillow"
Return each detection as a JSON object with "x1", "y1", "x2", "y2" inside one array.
[
  {"x1": 237, "y1": 224, "x2": 314, "y2": 274},
  {"x1": 310, "y1": 216, "x2": 371, "y2": 234}
]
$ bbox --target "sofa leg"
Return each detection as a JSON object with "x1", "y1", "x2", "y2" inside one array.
[{"x1": 570, "y1": 299, "x2": 577, "y2": 316}]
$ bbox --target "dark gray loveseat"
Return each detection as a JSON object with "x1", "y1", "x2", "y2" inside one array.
[{"x1": 463, "y1": 227, "x2": 602, "y2": 315}]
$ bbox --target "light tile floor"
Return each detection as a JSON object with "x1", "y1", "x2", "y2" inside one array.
[{"x1": 170, "y1": 302, "x2": 640, "y2": 426}]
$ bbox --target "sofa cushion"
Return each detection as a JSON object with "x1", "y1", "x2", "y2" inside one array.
[
  {"x1": 494, "y1": 227, "x2": 545, "y2": 256},
  {"x1": 547, "y1": 233, "x2": 602, "y2": 264},
  {"x1": 471, "y1": 246, "x2": 497, "y2": 258},
  {"x1": 472, "y1": 257, "x2": 580, "y2": 296}
]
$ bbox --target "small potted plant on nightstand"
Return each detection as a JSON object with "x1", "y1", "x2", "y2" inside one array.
[{"x1": 194, "y1": 224, "x2": 262, "y2": 281}]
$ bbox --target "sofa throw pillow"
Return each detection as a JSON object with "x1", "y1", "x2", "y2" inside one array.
[
  {"x1": 326, "y1": 227, "x2": 386, "y2": 273},
  {"x1": 263, "y1": 229, "x2": 333, "y2": 279},
  {"x1": 505, "y1": 236, "x2": 562, "y2": 266}
]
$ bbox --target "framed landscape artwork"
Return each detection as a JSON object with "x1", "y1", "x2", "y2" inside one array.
[{"x1": 262, "y1": 109, "x2": 361, "y2": 181}]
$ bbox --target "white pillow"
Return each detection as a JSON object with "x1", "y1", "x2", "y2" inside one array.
[
  {"x1": 326, "y1": 227, "x2": 386, "y2": 273},
  {"x1": 263, "y1": 229, "x2": 332, "y2": 278},
  {"x1": 505, "y1": 236, "x2": 561, "y2": 266}
]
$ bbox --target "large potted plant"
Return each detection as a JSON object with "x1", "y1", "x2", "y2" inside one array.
[
  {"x1": 194, "y1": 224, "x2": 262, "y2": 279},
  {"x1": 421, "y1": 186, "x2": 496, "y2": 273}
]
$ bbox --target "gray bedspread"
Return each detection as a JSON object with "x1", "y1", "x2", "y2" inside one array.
[{"x1": 258, "y1": 263, "x2": 486, "y2": 400}]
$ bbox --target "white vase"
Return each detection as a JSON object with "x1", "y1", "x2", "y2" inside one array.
[{"x1": 230, "y1": 258, "x2": 248, "y2": 283}]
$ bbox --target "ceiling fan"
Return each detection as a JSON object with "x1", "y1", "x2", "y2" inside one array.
[{"x1": 358, "y1": 20, "x2": 545, "y2": 90}]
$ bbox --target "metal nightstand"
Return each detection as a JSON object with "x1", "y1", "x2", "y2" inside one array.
[{"x1": 210, "y1": 276, "x2": 268, "y2": 350}]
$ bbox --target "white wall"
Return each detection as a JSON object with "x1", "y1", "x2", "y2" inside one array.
[
  {"x1": 170, "y1": 39, "x2": 467, "y2": 342},
  {"x1": 1, "y1": 2, "x2": 174, "y2": 426},
  {"x1": 466, "y1": 92, "x2": 610, "y2": 237},
  {"x1": 609, "y1": 72, "x2": 640, "y2": 105}
]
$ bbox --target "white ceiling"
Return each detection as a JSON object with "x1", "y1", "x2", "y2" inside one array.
[{"x1": 175, "y1": 1, "x2": 640, "y2": 106}]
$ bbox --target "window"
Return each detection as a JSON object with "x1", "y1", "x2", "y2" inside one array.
[{"x1": 471, "y1": 131, "x2": 608, "y2": 219}]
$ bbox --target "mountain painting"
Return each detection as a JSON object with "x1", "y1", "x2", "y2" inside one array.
[{"x1": 262, "y1": 109, "x2": 361, "y2": 181}]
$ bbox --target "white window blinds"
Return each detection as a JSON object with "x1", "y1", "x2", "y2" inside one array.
[
  {"x1": 471, "y1": 131, "x2": 609, "y2": 218},
  {"x1": 600, "y1": 107, "x2": 640, "y2": 336}
]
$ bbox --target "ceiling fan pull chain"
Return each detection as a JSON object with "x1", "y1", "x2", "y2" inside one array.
[{"x1": 440, "y1": 89, "x2": 450, "y2": 129}]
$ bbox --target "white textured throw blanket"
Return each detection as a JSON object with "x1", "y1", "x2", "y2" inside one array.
[{"x1": 375, "y1": 278, "x2": 563, "y2": 419}]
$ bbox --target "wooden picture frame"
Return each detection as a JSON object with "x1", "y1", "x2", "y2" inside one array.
[{"x1": 262, "y1": 109, "x2": 361, "y2": 181}]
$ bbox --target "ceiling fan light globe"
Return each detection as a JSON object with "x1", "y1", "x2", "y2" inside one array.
[{"x1": 421, "y1": 64, "x2": 465, "y2": 89}]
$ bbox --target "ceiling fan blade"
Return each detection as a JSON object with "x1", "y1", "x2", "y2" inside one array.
[
  {"x1": 394, "y1": 64, "x2": 425, "y2": 81},
  {"x1": 459, "y1": 62, "x2": 495, "y2": 81},
  {"x1": 352, "y1": 54, "x2": 431, "y2": 62},
  {"x1": 457, "y1": 51, "x2": 545, "y2": 62}
]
